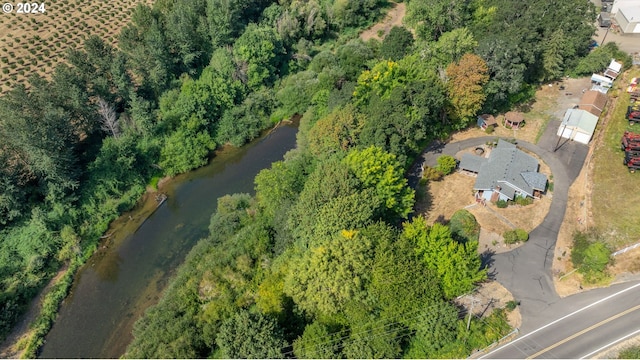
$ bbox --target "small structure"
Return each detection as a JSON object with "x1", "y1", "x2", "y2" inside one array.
[
  {"x1": 459, "y1": 140, "x2": 547, "y2": 201},
  {"x1": 591, "y1": 84, "x2": 611, "y2": 94},
  {"x1": 504, "y1": 111, "x2": 524, "y2": 129},
  {"x1": 604, "y1": 59, "x2": 623, "y2": 80},
  {"x1": 578, "y1": 90, "x2": 608, "y2": 117},
  {"x1": 591, "y1": 74, "x2": 613, "y2": 88},
  {"x1": 477, "y1": 114, "x2": 497, "y2": 130},
  {"x1": 598, "y1": 12, "x2": 612, "y2": 27},
  {"x1": 614, "y1": 6, "x2": 640, "y2": 34},
  {"x1": 557, "y1": 108, "x2": 599, "y2": 144}
]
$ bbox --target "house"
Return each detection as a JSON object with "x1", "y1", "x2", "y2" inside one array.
[
  {"x1": 614, "y1": 5, "x2": 640, "y2": 34},
  {"x1": 477, "y1": 114, "x2": 497, "y2": 130},
  {"x1": 557, "y1": 108, "x2": 600, "y2": 144},
  {"x1": 591, "y1": 74, "x2": 613, "y2": 88},
  {"x1": 504, "y1": 111, "x2": 525, "y2": 129},
  {"x1": 604, "y1": 59, "x2": 623, "y2": 80},
  {"x1": 611, "y1": 0, "x2": 640, "y2": 14},
  {"x1": 578, "y1": 90, "x2": 608, "y2": 117},
  {"x1": 459, "y1": 140, "x2": 548, "y2": 202}
]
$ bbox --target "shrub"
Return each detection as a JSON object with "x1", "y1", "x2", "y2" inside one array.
[
  {"x1": 503, "y1": 228, "x2": 528, "y2": 244},
  {"x1": 436, "y1": 155, "x2": 457, "y2": 175},
  {"x1": 514, "y1": 196, "x2": 533, "y2": 206},
  {"x1": 496, "y1": 199, "x2": 508, "y2": 208},
  {"x1": 485, "y1": 126, "x2": 494, "y2": 134},
  {"x1": 570, "y1": 231, "x2": 612, "y2": 283},
  {"x1": 619, "y1": 345, "x2": 640, "y2": 359},
  {"x1": 422, "y1": 166, "x2": 443, "y2": 181},
  {"x1": 449, "y1": 209, "x2": 480, "y2": 242},
  {"x1": 505, "y1": 300, "x2": 519, "y2": 311}
]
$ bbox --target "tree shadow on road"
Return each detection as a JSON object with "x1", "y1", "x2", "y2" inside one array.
[{"x1": 481, "y1": 249, "x2": 497, "y2": 280}]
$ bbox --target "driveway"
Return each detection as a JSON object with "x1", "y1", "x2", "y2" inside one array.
[{"x1": 409, "y1": 119, "x2": 588, "y2": 323}]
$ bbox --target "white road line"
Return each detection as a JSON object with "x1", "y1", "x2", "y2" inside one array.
[
  {"x1": 479, "y1": 281, "x2": 640, "y2": 359},
  {"x1": 579, "y1": 328, "x2": 640, "y2": 359}
]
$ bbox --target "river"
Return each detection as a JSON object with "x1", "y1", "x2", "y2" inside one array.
[{"x1": 39, "y1": 122, "x2": 298, "y2": 358}]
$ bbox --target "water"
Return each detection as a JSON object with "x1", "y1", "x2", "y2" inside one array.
[{"x1": 39, "y1": 123, "x2": 298, "y2": 358}]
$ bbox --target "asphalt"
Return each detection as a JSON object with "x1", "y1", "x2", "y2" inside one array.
[{"x1": 409, "y1": 118, "x2": 589, "y2": 326}]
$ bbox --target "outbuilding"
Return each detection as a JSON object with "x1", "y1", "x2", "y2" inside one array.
[
  {"x1": 504, "y1": 111, "x2": 524, "y2": 129},
  {"x1": 614, "y1": 6, "x2": 640, "y2": 34},
  {"x1": 578, "y1": 90, "x2": 608, "y2": 117},
  {"x1": 557, "y1": 108, "x2": 599, "y2": 144},
  {"x1": 477, "y1": 114, "x2": 497, "y2": 130},
  {"x1": 591, "y1": 74, "x2": 613, "y2": 88}
]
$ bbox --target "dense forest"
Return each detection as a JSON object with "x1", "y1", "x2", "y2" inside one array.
[{"x1": 0, "y1": 0, "x2": 627, "y2": 356}]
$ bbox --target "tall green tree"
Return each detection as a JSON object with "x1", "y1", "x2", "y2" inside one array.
[
  {"x1": 233, "y1": 24, "x2": 285, "y2": 89},
  {"x1": 403, "y1": 219, "x2": 486, "y2": 298},
  {"x1": 380, "y1": 26, "x2": 414, "y2": 61},
  {"x1": 344, "y1": 146, "x2": 414, "y2": 219},
  {"x1": 216, "y1": 309, "x2": 287, "y2": 359}
]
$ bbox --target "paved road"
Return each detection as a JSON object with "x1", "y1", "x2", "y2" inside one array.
[{"x1": 480, "y1": 281, "x2": 640, "y2": 359}]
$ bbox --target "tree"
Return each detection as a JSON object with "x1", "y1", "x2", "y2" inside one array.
[
  {"x1": 284, "y1": 227, "x2": 382, "y2": 315},
  {"x1": 403, "y1": 219, "x2": 486, "y2": 298},
  {"x1": 344, "y1": 146, "x2": 415, "y2": 219},
  {"x1": 215, "y1": 309, "x2": 287, "y2": 359},
  {"x1": 97, "y1": 97, "x2": 120, "y2": 138},
  {"x1": 165, "y1": 0, "x2": 210, "y2": 73},
  {"x1": 293, "y1": 321, "x2": 342, "y2": 359},
  {"x1": 449, "y1": 209, "x2": 481, "y2": 243},
  {"x1": 428, "y1": 27, "x2": 478, "y2": 66},
  {"x1": 159, "y1": 128, "x2": 216, "y2": 176},
  {"x1": 380, "y1": 26, "x2": 414, "y2": 61},
  {"x1": 233, "y1": 24, "x2": 285, "y2": 89},
  {"x1": 445, "y1": 53, "x2": 489, "y2": 128},
  {"x1": 306, "y1": 105, "x2": 364, "y2": 157},
  {"x1": 404, "y1": 0, "x2": 469, "y2": 41},
  {"x1": 405, "y1": 301, "x2": 459, "y2": 358},
  {"x1": 336, "y1": 40, "x2": 374, "y2": 81}
]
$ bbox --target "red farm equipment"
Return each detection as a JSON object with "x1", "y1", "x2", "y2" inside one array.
[
  {"x1": 628, "y1": 104, "x2": 640, "y2": 125},
  {"x1": 622, "y1": 132, "x2": 640, "y2": 172}
]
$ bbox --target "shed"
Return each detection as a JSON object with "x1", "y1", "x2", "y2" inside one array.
[
  {"x1": 504, "y1": 111, "x2": 524, "y2": 129},
  {"x1": 591, "y1": 74, "x2": 613, "y2": 88},
  {"x1": 578, "y1": 90, "x2": 608, "y2": 117},
  {"x1": 477, "y1": 114, "x2": 497, "y2": 130},
  {"x1": 615, "y1": 6, "x2": 640, "y2": 34},
  {"x1": 557, "y1": 108, "x2": 599, "y2": 144},
  {"x1": 598, "y1": 12, "x2": 612, "y2": 27}
]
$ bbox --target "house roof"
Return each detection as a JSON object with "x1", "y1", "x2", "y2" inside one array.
[
  {"x1": 578, "y1": 90, "x2": 608, "y2": 116},
  {"x1": 608, "y1": 59, "x2": 623, "y2": 73},
  {"x1": 505, "y1": 111, "x2": 524, "y2": 123},
  {"x1": 459, "y1": 153, "x2": 487, "y2": 173},
  {"x1": 561, "y1": 108, "x2": 599, "y2": 135},
  {"x1": 470, "y1": 140, "x2": 545, "y2": 198},
  {"x1": 619, "y1": 6, "x2": 640, "y2": 23},
  {"x1": 521, "y1": 172, "x2": 548, "y2": 191},
  {"x1": 497, "y1": 182, "x2": 516, "y2": 199},
  {"x1": 591, "y1": 84, "x2": 610, "y2": 94}
]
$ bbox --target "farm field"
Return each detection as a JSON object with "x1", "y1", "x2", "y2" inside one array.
[
  {"x1": 0, "y1": 0, "x2": 152, "y2": 94},
  {"x1": 591, "y1": 68, "x2": 640, "y2": 248}
]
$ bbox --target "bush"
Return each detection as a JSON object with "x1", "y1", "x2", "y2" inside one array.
[
  {"x1": 496, "y1": 199, "x2": 508, "y2": 208},
  {"x1": 484, "y1": 126, "x2": 494, "y2": 134},
  {"x1": 449, "y1": 209, "x2": 480, "y2": 242},
  {"x1": 505, "y1": 300, "x2": 519, "y2": 311},
  {"x1": 436, "y1": 155, "x2": 457, "y2": 175},
  {"x1": 570, "y1": 232, "x2": 612, "y2": 283},
  {"x1": 422, "y1": 166, "x2": 443, "y2": 181},
  {"x1": 619, "y1": 345, "x2": 640, "y2": 359},
  {"x1": 514, "y1": 196, "x2": 533, "y2": 206},
  {"x1": 503, "y1": 229, "x2": 528, "y2": 244}
]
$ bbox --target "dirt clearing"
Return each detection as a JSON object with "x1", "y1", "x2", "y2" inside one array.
[{"x1": 360, "y1": 2, "x2": 406, "y2": 42}]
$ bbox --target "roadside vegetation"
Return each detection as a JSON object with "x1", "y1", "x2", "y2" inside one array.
[{"x1": 0, "y1": 0, "x2": 605, "y2": 357}]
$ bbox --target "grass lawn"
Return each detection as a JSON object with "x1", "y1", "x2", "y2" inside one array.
[{"x1": 591, "y1": 68, "x2": 640, "y2": 247}]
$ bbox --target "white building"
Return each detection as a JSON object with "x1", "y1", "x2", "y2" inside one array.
[{"x1": 557, "y1": 109, "x2": 600, "y2": 144}]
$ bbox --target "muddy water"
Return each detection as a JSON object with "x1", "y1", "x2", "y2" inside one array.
[{"x1": 39, "y1": 122, "x2": 298, "y2": 358}]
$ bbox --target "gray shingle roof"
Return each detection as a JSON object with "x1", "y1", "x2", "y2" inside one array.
[
  {"x1": 470, "y1": 139, "x2": 546, "y2": 198},
  {"x1": 521, "y1": 172, "x2": 548, "y2": 191},
  {"x1": 459, "y1": 153, "x2": 486, "y2": 173}
]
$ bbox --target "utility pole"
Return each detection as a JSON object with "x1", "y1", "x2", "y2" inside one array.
[{"x1": 467, "y1": 296, "x2": 479, "y2": 331}]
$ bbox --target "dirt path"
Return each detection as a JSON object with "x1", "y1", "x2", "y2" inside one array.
[
  {"x1": 360, "y1": 2, "x2": 406, "y2": 42},
  {"x1": 0, "y1": 264, "x2": 69, "y2": 358}
]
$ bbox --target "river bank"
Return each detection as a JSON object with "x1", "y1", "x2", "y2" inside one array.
[{"x1": 0, "y1": 122, "x2": 298, "y2": 359}]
